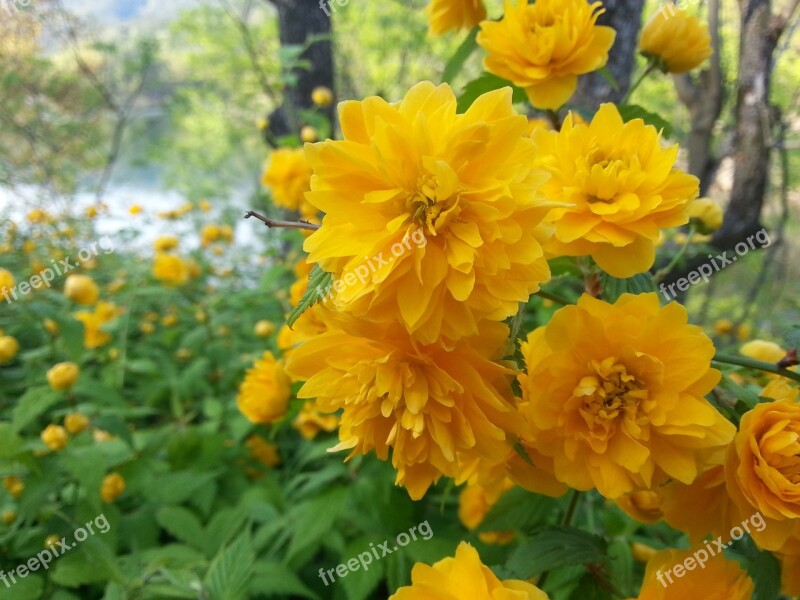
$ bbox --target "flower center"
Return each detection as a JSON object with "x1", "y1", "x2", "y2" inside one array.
[
  {"x1": 762, "y1": 422, "x2": 800, "y2": 485},
  {"x1": 574, "y1": 358, "x2": 648, "y2": 429},
  {"x1": 407, "y1": 174, "x2": 460, "y2": 236}
]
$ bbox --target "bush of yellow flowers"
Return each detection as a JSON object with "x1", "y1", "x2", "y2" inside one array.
[{"x1": 0, "y1": 1, "x2": 797, "y2": 599}]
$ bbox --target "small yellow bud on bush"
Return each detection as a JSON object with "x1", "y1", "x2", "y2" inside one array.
[
  {"x1": 41, "y1": 425, "x2": 69, "y2": 451},
  {"x1": 64, "y1": 274, "x2": 99, "y2": 306},
  {"x1": 100, "y1": 473, "x2": 125, "y2": 503},
  {"x1": 64, "y1": 413, "x2": 90, "y2": 434},
  {"x1": 47, "y1": 362, "x2": 80, "y2": 391}
]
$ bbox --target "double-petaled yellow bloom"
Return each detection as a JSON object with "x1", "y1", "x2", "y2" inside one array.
[
  {"x1": 303, "y1": 81, "x2": 552, "y2": 344},
  {"x1": 636, "y1": 549, "x2": 753, "y2": 599},
  {"x1": 286, "y1": 321, "x2": 519, "y2": 499},
  {"x1": 427, "y1": 0, "x2": 486, "y2": 36},
  {"x1": 478, "y1": 0, "x2": 616, "y2": 109},
  {"x1": 639, "y1": 6, "x2": 712, "y2": 74},
  {"x1": 236, "y1": 351, "x2": 291, "y2": 425},
  {"x1": 390, "y1": 542, "x2": 548, "y2": 599},
  {"x1": 532, "y1": 104, "x2": 697, "y2": 277},
  {"x1": 261, "y1": 148, "x2": 314, "y2": 214},
  {"x1": 517, "y1": 293, "x2": 735, "y2": 499}
]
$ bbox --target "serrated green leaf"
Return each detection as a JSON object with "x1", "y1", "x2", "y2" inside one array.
[
  {"x1": 568, "y1": 572, "x2": 614, "y2": 600},
  {"x1": 478, "y1": 487, "x2": 557, "y2": 533},
  {"x1": 600, "y1": 272, "x2": 656, "y2": 303},
  {"x1": 156, "y1": 506, "x2": 205, "y2": 549},
  {"x1": 0, "y1": 573, "x2": 44, "y2": 600},
  {"x1": 442, "y1": 27, "x2": 478, "y2": 83},
  {"x1": 12, "y1": 386, "x2": 61, "y2": 432},
  {"x1": 507, "y1": 526, "x2": 608, "y2": 578},
  {"x1": 617, "y1": 104, "x2": 674, "y2": 138},
  {"x1": 204, "y1": 531, "x2": 255, "y2": 600},
  {"x1": 286, "y1": 487, "x2": 348, "y2": 562},
  {"x1": 457, "y1": 73, "x2": 528, "y2": 113},
  {"x1": 0, "y1": 422, "x2": 24, "y2": 458},
  {"x1": 340, "y1": 536, "x2": 387, "y2": 600},
  {"x1": 250, "y1": 562, "x2": 320, "y2": 599},
  {"x1": 607, "y1": 539, "x2": 635, "y2": 598},
  {"x1": 287, "y1": 264, "x2": 332, "y2": 328}
]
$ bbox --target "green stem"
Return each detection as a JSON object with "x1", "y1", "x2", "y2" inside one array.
[
  {"x1": 535, "y1": 289, "x2": 572, "y2": 306},
  {"x1": 713, "y1": 354, "x2": 800, "y2": 384},
  {"x1": 654, "y1": 224, "x2": 697, "y2": 284},
  {"x1": 622, "y1": 60, "x2": 658, "y2": 105}
]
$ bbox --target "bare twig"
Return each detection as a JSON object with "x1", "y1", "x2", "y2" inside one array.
[{"x1": 244, "y1": 210, "x2": 320, "y2": 231}]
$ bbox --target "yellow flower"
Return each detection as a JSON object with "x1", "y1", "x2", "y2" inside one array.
[
  {"x1": 615, "y1": 490, "x2": 663, "y2": 524},
  {"x1": 41, "y1": 425, "x2": 69, "y2": 451},
  {"x1": 74, "y1": 302, "x2": 122, "y2": 349},
  {"x1": 237, "y1": 351, "x2": 291, "y2": 425},
  {"x1": 93, "y1": 429, "x2": 115, "y2": 443},
  {"x1": 687, "y1": 197, "x2": 722, "y2": 233},
  {"x1": 736, "y1": 323, "x2": 751, "y2": 341},
  {"x1": 303, "y1": 82, "x2": 552, "y2": 344},
  {"x1": 286, "y1": 321, "x2": 521, "y2": 500},
  {"x1": 532, "y1": 104, "x2": 697, "y2": 277},
  {"x1": 261, "y1": 148, "x2": 312, "y2": 212},
  {"x1": 300, "y1": 125, "x2": 318, "y2": 143},
  {"x1": 740, "y1": 339, "x2": 785, "y2": 364},
  {"x1": 199, "y1": 199, "x2": 212, "y2": 212},
  {"x1": 713, "y1": 318, "x2": 733, "y2": 335},
  {"x1": 427, "y1": 0, "x2": 486, "y2": 36},
  {"x1": 636, "y1": 548, "x2": 753, "y2": 599},
  {"x1": 129, "y1": 204, "x2": 142, "y2": 215},
  {"x1": 0, "y1": 336, "x2": 19, "y2": 364},
  {"x1": 517, "y1": 293, "x2": 735, "y2": 499},
  {"x1": 47, "y1": 361, "x2": 80, "y2": 391},
  {"x1": 153, "y1": 236, "x2": 179, "y2": 252},
  {"x1": 100, "y1": 473, "x2": 125, "y2": 503},
  {"x1": 311, "y1": 86, "x2": 333, "y2": 107},
  {"x1": 639, "y1": 5, "x2": 712, "y2": 74},
  {"x1": 649, "y1": 464, "x2": 738, "y2": 544},
  {"x1": 293, "y1": 400, "x2": 339, "y2": 440},
  {"x1": 245, "y1": 435, "x2": 281, "y2": 467},
  {"x1": 162, "y1": 314, "x2": 178, "y2": 327},
  {"x1": 44, "y1": 535, "x2": 60, "y2": 549},
  {"x1": 153, "y1": 253, "x2": 190, "y2": 286},
  {"x1": 27, "y1": 209, "x2": 49, "y2": 223},
  {"x1": 201, "y1": 224, "x2": 221, "y2": 246},
  {"x1": 0, "y1": 268, "x2": 15, "y2": 296},
  {"x1": 64, "y1": 413, "x2": 90, "y2": 434},
  {"x1": 2, "y1": 510, "x2": 16, "y2": 525},
  {"x1": 3, "y1": 476, "x2": 24, "y2": 498},
  {"x1": 478, "y1": 0, "x2": 615, "y2": 110},
  {"x1": 458, "y1": 480, "x2": 515, "y2": 544},
  {"x1": 85, "y1": 205, "x2": 98, "y2": 218},
  {"x1": 390, "y1": 542, "x2": 548, "y2": 600},
  {"x1": 254, "y1": 320, "x2": 275, "y2": 338},
  {"x1": 64, "y1": 274, "x2": 99, "y2": 306},
  {"x1": 725, "y1": 399, "x2": 800, "y2": 550},
  {"x1": 43, "y1": 319, "x2": 59, "y2": 336}
]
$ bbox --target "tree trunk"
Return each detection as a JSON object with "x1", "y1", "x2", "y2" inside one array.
[
  {"x1": 571, "y1": 0, "x2": 645, "y2": 109},
  {"x1": 673, "y1": 0, "x2": 723, "y2": 194},
  {"x1": 264, "y1": 0, "x2": 335, "y2": 137}
]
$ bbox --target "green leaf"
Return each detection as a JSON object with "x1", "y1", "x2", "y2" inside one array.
[
  {"x1": 442, "y1": 27, "x2": 478, "y2": 84},
  {"x1": 0, "y1": 573, "x2": 44, "y2": 600},
  {"x1": 286, "y1": 486, "x2": 348, "y2": 562},
  {"x1": 156, "y1": 506, "x2": 206, "y2": 549},
  {"x1": 600, "y1": 272, "x2": 656, "y2": 303},
  {"x1": 457, "y1": 73, "x2": 528, "y2": 113},
  {"x1": 0, "y1": 422, "x2": 24, "y2": 458},
  {"x1": 749, "y1": 546, "x2": 782, "y2": 600},
  {"x1": 718, "y1": 374, "x2": 762, "y2": 413},
  {"x1": 568, "y1": 572, "x2": 614, "y2": 600},
  {"x1": 12, "y1": 386, "x2": 61, "y2": 432},
  {"x1": 250, "y1": 563, "x2": 320, "y2": 600},
  {"x1": 784, "y1": 325, "x2": 800, "y2": 350},
  {"x1": 507, "y1": 526, "x2": 608, "y2": 578},
  {"x1": 607, "y1": 539, "x2": 635, "y2": 598},
  {"x1": 287, "y1": 264, "x2": 333, "y2": 328},
  {"x1": 597, "y1": 66, "x2": 619, "y2": 92},
  {"x1": 477, "y1": 487, "x2": 557, "y2": 533},
  {"x1": 204, "y1": 530, "x2": 255, "y2": 600},
  {"x1": 617, "y1": 104, "x2": 674, "y2": 138},
  {"x1": 340, "y1": 536, "x2": 386, "y2": 600}
]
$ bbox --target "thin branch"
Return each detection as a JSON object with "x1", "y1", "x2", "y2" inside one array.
[
  {"x1": 713, "y1": 354, "x2": 800, "y2": 384},
  {"x1": 244, "y1": 210, "x2": 320, "y2": 231}
]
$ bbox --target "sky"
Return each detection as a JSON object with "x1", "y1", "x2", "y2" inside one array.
[{"x1": 61, "y1": 0, "x2": 197, "y2": 24}]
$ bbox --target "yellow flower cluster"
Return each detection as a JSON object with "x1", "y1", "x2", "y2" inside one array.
[
  {"x1": 261, "y1": 148, "x2": 315, "y2": 216},
  {"x1": 75, "y1": 302, "x2": 123, "y2": 349}
]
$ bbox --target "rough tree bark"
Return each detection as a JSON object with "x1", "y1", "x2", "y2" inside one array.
[
  {"x1": 263, "y1": 0, "x2": 335, "y2": 137},
  {"x1": 571, "y1": 0, "x2": 646, "y2": 109},
  {"x1": 673, "y1": 0, "x2": 724, "y2": 194}
]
